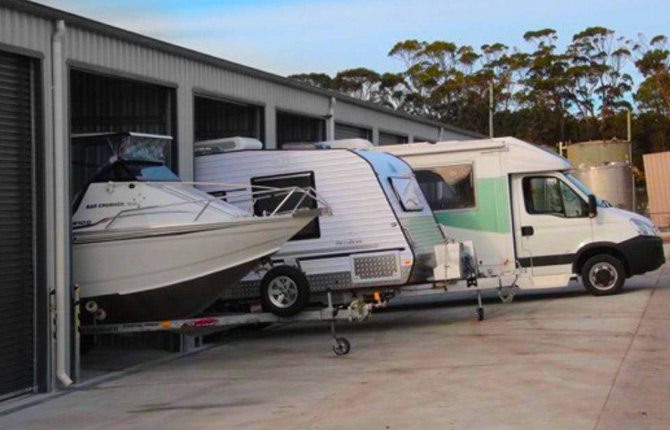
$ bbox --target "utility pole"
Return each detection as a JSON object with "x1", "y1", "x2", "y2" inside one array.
[{"x1": 489, "y1": 82, "x2": 494, "y2": 138}]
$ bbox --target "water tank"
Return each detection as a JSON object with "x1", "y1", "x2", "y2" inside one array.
[
  {"x1": 572, "y1": 162, "x2": 634, "y2": 210},
  {"x1": 566, "y1": 139, "x2": 631, "y2": 167}
]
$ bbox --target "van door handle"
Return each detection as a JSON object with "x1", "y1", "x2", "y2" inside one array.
[{"x1": 521, "y1": 226, "x2": 534, "y2": 237}]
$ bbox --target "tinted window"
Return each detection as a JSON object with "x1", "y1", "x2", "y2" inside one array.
[
  {"x1": 523, "y1": 176, "x2": 588, "y2": 218},
  {"x1": 251, "y1": 172, "x2": 320, "y2": 241},
  {"x1": 415, "y1": 164, "x2": 475, "y2": 211}
]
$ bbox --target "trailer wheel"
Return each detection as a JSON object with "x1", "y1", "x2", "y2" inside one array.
[
  {"x1": 261, "y1": 266, "x2": 310, "y2": 317},
  {"x1": 332, "y1": 337, "x2": 351, "y2": 356},
  {"x1": 581, "y1": 254, "x2": 625, "y2": 296}
]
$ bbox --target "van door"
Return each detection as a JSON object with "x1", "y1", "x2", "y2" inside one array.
[{"x1": 512, "y1": 173, "x2": 593, "y2": 277}]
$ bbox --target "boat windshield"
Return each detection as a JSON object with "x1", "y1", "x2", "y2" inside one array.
[
  {"x1": 91, "y1": 160, "x2": 180, "y2": 183},
  {"x1": 72, "y1": 133, "x2": 174, "y2": 195}
]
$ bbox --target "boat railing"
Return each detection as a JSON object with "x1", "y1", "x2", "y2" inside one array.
[{"x1": 92, "y1": 181, "x2": 329, "y2": 230}]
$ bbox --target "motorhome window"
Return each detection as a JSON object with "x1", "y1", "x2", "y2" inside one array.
[
  {"x1": 390, "y1": 177, "x2": 425, "y2": 211},
  {"x1": 251, "y1": 172, "x2": 320, "y2": 241},
  {"x1": 559, "y1": 181, "x2": 589, "y2": 217},
  {"x1": 565, "y1": 173, "x2": 606, "y2": 208},
  {"x1": 414, "y1": 164, "x2": 475, "y2": 211},
  {"x1": 523, "y1": 177, "x2": 588, "y2": 218}
]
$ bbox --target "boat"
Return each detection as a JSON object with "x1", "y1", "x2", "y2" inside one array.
[{"x1": 71, "y1": 133, "x2": 327, "y2": 323}]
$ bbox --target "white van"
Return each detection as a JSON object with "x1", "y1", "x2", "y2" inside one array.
[{"x1": 375, "y1": 137, "x2": 665, "y2": 295}]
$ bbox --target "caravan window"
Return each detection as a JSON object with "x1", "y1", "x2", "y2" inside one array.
[
  {"x1": 251, "y1": 172, "x2": 320, "y2": 240},
  {"x1": 415, "y1": 164, "x2": 475, "y2": 211},
  {"x1": 390, "y1": 177, "x2": 425, "y2": 211}
]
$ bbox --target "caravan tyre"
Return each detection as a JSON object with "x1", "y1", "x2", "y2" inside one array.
[
  {"x1": 581, "y1": 254, "x2": 625, "y2": 296},
  {"x1": 261, "y1": 266, "x2": 310, "y2": 317}
]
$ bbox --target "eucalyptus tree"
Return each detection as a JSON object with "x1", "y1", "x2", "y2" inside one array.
[{"x1": 634, "y1": 35, "x2": 670, "y2": 118}]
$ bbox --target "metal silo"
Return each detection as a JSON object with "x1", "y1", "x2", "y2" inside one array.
[
  {"x1": 572, "y1": 162, "x2": 635, "y2": 210},
  {"x1": 566, "y1": 139, "x2": 632, "y2": 167}
]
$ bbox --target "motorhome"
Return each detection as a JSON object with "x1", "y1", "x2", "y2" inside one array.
[
  {"x1": 194, "y1": 137, "x2": 468, "y2": 316},
  {"x1": 376, "y1": 137, "x2": 665, "y2": 295}
]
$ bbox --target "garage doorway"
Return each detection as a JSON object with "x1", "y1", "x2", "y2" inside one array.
[
  {"x1": 276, "y1": 111, "x2": 325, "y2": 148},
  {"x1": 69, "y1": 69, "x2": 177, "y2": 170},
  {"x1": 194, "y1": 95, "x2": 264, "y2": 144},
  {"x1": 335, "y1": 122, "x2": 372, "y2": 141}
]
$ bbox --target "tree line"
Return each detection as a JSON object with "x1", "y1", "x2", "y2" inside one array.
[{"x1": 289, "y1": 27, "x2": 670, "y2": 170}]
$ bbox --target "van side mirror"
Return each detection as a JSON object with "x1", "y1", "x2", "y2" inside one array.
[{"x1": 588, "y1": 194, "x2": 598, "y2": 218}]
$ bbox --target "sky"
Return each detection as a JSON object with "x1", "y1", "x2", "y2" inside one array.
[{"x1": 35, "y1": 0, "x2": 670, "y2": 78}]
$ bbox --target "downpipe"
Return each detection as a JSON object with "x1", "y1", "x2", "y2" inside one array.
[{"x1": 52, "y1": 19, "x2": 73, "y2": 388}]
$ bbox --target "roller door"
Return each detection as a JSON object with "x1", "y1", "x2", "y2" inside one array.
[
  {"x1": 0, "y1": 50, "x2": 36, "y2": 399},
  {"x1": 334, "y1": 123, "x2": 371, "y2": 140},
  {"x1": 276, "y1": 111, "x2": 325, "y2": 148},
  {"x1": 70, "y1": 70, "x2": 177, "y2": 167},
  {"x1": 379, "y1": 131, "x2": 408, "y2": 145},
  {"x1": 194, "y1": 96, "x2": 263, "y2": 142}
]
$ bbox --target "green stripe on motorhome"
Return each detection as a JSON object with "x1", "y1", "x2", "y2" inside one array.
[{"x1": 434, "y1": 177, "x2": 511, "y2": 234}]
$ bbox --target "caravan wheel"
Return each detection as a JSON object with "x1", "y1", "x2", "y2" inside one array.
[{"x1": 261, "y1": 266, "x2": 310, "y2": 317}]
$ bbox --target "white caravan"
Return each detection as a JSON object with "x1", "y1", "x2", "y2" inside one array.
[
  {"x1": 194, "y1": 138, "x2": 469, "y2": 316},
  {"x1": 376, "y1": 137, "x2": 665, "y2": 295}
]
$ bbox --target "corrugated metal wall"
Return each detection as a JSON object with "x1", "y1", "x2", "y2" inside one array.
[{"x1": 644, "y1": 152, "x2": 670, "y2": 228}]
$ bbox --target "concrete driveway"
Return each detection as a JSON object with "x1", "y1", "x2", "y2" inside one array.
[{"x1": 2, "y1": 266, "x2": 669, "y2": 430}]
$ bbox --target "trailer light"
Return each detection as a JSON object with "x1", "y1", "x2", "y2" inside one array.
[
  {"x1": 402, "y1": 258, "x2": 412, "y2": 266},
  {"x1": 160, "y1": 321, "x2": 172, "y2": 328},
  {"x1": 373, "y1": 291, "x2": 382, "y2": 303}
]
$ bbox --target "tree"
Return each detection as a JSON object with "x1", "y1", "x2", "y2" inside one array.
[
  {"x1": 567, "y1": 27, "x2": 633, "y2": 125},
  {"x1": 331, "y1": 68, "x2": 382, "y2": 101},
  {"x1": 516, "y1": 29, "x2": 573, "y2": 142},
  {"x1": 287, "y1": 73, "x2": 334, "y2": 89},
  {"x1": 290, "y1": 27, "x2": 670, "y2": 158},
  {"x1": 634, "y1": 35, "x2": 670, "y2": 118}
]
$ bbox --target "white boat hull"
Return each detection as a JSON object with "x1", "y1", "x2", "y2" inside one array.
[{"x1": 74, "y1": 213, "x2": 315, "y2": 322}]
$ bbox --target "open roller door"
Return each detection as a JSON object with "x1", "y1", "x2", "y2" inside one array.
[
  {"x1": 194, "y1": 95, "x2": 264, "y2": 144},
  {"x1": 69, "y1": 69, "x2": 177, "y2": 169}
]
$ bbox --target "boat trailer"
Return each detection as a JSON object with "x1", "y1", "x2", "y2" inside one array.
[
  {"x1": 80, "y1": 292, "x2": 372, "y2": 356},
  {"x1": 79, "y1": 279, "x2": 519, "y2": 357}
]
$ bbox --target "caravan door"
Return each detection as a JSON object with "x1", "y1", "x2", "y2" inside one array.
[{"x1": 511, "y1": 173, "x2": 593, "y2": 279}]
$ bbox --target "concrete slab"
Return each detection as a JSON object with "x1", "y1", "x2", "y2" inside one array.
[{"x1": 1, "y1": 267, "x2": 668, "y2": 430}]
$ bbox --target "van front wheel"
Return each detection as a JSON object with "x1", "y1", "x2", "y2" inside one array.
[{"x1": 581, "y1": 254, "x2": 625, "y2": 296}]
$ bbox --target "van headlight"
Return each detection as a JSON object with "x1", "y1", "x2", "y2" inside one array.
[{"x1": 629, "y1": 218, "x2": 658, "y2": 236}]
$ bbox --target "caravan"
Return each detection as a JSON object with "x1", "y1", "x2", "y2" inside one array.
[
  {"x1": 194, "y1": 138, "x2": 470, "y2": 316},
  {"x1": 377, "y1": 137, "x2": 665, "y2": 295}
]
